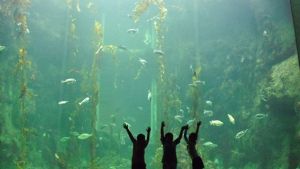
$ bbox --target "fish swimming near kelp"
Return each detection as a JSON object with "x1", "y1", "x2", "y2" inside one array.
[
  {"x1": 61, "y1": 78, "x2": 76, "y2": 84},
  {"x1": 79, "y1": 97, "x2": 90, "y2": 106}
]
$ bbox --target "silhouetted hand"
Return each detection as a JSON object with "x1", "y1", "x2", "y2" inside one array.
[
  {"x1": 146, "y1": 127, "x2": 151, "y2": 133},
  {"x1": 183, "y1": 125, "x2": 189, "y2": 130},
  {"x1": 123, "y1": 123, "x2": 129, "y2": 129},
  {"x1": 161, "y1": 121, "x2": 165, "y2": 127},
  {"x1": 197, "y1": 121, "x2": 202, "y2": 126}
]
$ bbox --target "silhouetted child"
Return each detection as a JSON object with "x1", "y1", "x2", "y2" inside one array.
[
  {"x1": 123, "y1": 123, "x2": 150, "y2": 169},
  {"x1": 184, "y1": 121, "x2": 204, "y2": 169},
  {"x1": 160, "y1": 121, "x2": 186, "y2": 169}
]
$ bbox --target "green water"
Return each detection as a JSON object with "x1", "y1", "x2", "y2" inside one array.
[{"x1": 0, "y1": 0, "x2": 299, "y2": 169}]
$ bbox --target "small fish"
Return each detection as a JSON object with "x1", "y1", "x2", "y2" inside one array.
[
  {"x1": 194, "y1": 80, "x2": 206, "y2": 85},
  {"x1": 127, "y1": 28, "x2": 139, "y2": 34},
  {"x1": 227, "y1": 114, "x2": 235, "y2": 124},
  {"x1": 189, "y1": 64, "x2": 193, "y2": 71},
  {"x1": 61, "y1": 78, "x2": 76, "y2": 84},
  {"x1": 137, "y1": 106, "x2": 143, "y2": 111},
  {"x1": 54, "y1": 153, "x2": 60, "y2": 160},
  {"x1": 186, "y1": 118, "x2": 196, "y2": 126},
  {"x1": 79, "y1": 97, "x2": 90, "y2": 106},
  {"x1": 60, "y1": 137, "x2": 70, "y2": 142},
  {"x1": 263, "y1": 30, "x2": 268, "y2": 37},
  {"x1": 110, "y1": 123, "x2": 116, "y2": 127},
  {"x1": 203, "y1": 141, "x2": 218, "y2": 148},
  {"x1": 147, "y1": 90, "x2": 152, "y2": 101},
  {"x1": 179, "y1": 109, "x2": 184, "y2": 114},
  {"x1": 209, "y1": 120, "x2": 224, "y2": 126},
  {"x1": 76, "y1": 0, "x2": 81, "y2": 12},
  {"x1": 87, "y1": 2, "x2": 94, "y2": 9},
  {"x1": 0, "y1": 45, "x2": 6, "y2": 52},
  {"x1": 203, "y1": 110, "x2": 213, "y2": 117},
  {"x1": 205, "y1": 100, "x2": 213, "y2": 106},
  {"x1": 174, "y1": 115, "x2": 184, "y2": 123},
  {"x1": 95, "y1": 45, "x2": 104, "y2": 55},
  {"x1": 77, "y1": 133, "x2": 92, "y2": 140},
  {"x1": 139, "y1": 58, "x2": 147, "y2": 65},
  {"x1": 117, "y1": 45, "x2": 128, "y2": 51},
  {"x1": 70, "y1": 131, "x2": 79, "y2": 136},
  {"x1": 58, "y1": 101, "x2": 69, "y2": 105},
  {"x1": 235, "y1": 129, "x2": 248, "y2": 139},
  {"x1": 153, "y1": 49, "x2": 165, "y2": 55},
  {"x1": 254, "y1": 113, "x2": 268, "y2": 119}
]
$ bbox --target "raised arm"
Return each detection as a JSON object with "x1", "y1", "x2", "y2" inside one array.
[
  {"x1": 174, "y1": 126, "x2": 185, "y2": 144},
  {"x1": 195, "y1": 121, "x2": 201, "y2": 140},
  {"x1": 145, "y1": 127, "x2": 151, "y2": 146},
  {"x1": 123, "y1": 123, "x2": 136, "y2": 143},
  {"x1": 183, "y1": 125, "x2": 189, "y2": 143},
  {"x1": 160, "y1": 121, "x2": 165, "y2": 143}
]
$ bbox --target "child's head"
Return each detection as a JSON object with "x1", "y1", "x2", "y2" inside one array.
[
  {"x1": 189, "y1": 133, "x2": 197, "y2": 143},
  {"x1": 165, "y1": 132, "x2": 173, "y2": 143},
  {"x1": 137, "y1": 134, "x2": 145, "y2": 143}
]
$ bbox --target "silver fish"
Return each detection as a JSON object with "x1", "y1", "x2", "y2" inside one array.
[
  {"x1": 60, "y1": 137, "x2": 70, "y2": 142},
  {"x1": 79, "y1": 97, "x2": 90, "y2": 106},
  {"x1": 58, "y1": 101, "x2": 69, "y2": 105},
  {"x1": 209, "y1": 120, "x2": 224, "y2": 126},
  {"x1": 205, "y1": 100, "x2": 213, "y2": 106},
  {"x1": 127, "y1": 28, "x2": 139, "y2": 34},
  {"x1": 77, "y1": 133, "x2": 92, "y2": 140},
  {"x1": 61, "y1": 78, "x2": 76, "y2": 84},
  {"x1": 254, "y1": 113, "x2": 268, "y2": 119},
  {"x1": 227, "y1": 114, "x2": 235, "y2": 124},
  {"x1": 147, "y1": 90, "x2": 152, "y2": 101},
  {"x1": 203, "y1": 110, "x2": 213, "y2": 117},
  {"x1": 139, "y1": 58, "x2": 147, "y2": 65},
  {"x1": 174, "y1": 115, "x2": 184, "y2": 123},
  {"x1": 235, "y1": 129, "x2": 248, "y2": 139},
  {"x1": 153, "y1": 49, "x2": 165, "y2": 55},
  {"x1": 186, "y1": 118, "x2": 196, "y2": 126},
  {"x1": 0, "y1": 45, "x2": 6, "y2": 52}
]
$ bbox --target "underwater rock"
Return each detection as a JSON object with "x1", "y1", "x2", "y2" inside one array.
[{"x1": 262, "y1": 55, "x2": 300, "y2": 100}]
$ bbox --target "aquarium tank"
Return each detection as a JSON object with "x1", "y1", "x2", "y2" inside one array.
[{"x1": 0, "y1": 0, "x2": 299, "y2": 169}]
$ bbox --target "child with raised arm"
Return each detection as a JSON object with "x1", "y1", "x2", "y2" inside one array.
[
  {"x1": 160, "y1": 121, "x2": 187, "y2": 169},
  {"x1": 123, "y1": 123, "x2": 151, "y2": 169},
  {"x1": 184, "y1": 121, "x2": 204, "y2": 169}
]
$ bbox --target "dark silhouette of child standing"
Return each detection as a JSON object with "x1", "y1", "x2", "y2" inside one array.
[
  {"x1": 160, "y1": 121, "x2": 186, "y2": 169},
  {"x1": 123, "y1": 123, "x2": 151, "y2": 169},
  {"x1": 183, "y1": 121, "x2": 204, "y2": 169}
]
